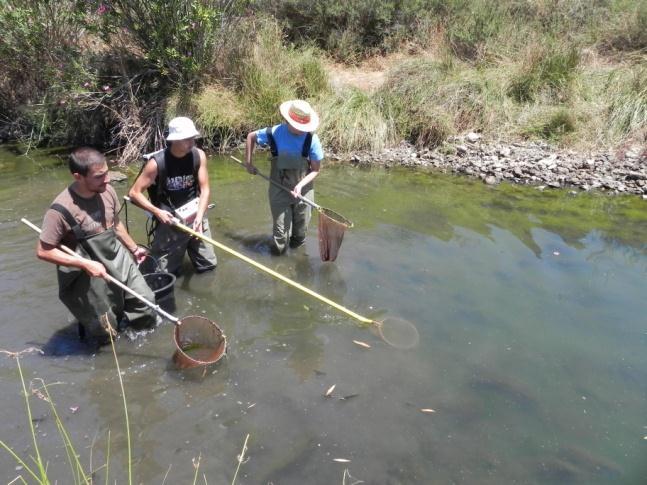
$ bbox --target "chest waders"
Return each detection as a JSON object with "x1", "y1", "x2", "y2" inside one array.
[
  {"x1": 52, "y1": 205, "x2": 155, "y2": 342},
  {"x1": 266, "y1": 128, "x2": 314, "y2": 253},
  {"x1": 138, "y1": 148, "x2": 217, "y2": 275}
]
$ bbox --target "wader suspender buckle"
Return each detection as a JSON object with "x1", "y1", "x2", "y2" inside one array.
[{"x1": 50, "y1": 203, "x2": 87, "y2": 241}]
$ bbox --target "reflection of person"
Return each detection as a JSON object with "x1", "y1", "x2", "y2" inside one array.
[
  {"x1": 244, "y1": 100, "x2": 324, "y2": 255},
  {"x1": 37, "y1": 147, "x2": 156, "y2": 345},
  {"x1": 129, "y1": 117, "x2": 217, "y2": 275}
]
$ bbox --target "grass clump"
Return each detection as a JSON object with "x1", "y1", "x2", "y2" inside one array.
[
  {"x1": 444, "y1": 0, "x2": 508, "y2": 61},
  {"x1": 188, "y1": 84, "x2": 247, "y2": 149},
  {"x1": 605, "y1": 65, "x2": 647, "y2": 140},
  {"x1": 376, "y1": 58, "x2": 510, "y2": 147},
  {"x1": 521, "y1": 108, "x2": 577, "y2": 142},
  {"x1": 182, "y1": 19, "x2": 330, "y2": 149},
  {"x1": 318, "y1": 87, "x2": 397, "y2": 153},
  {"x1": 507, "y1": 42, "x2": 581, "y2": 103}
]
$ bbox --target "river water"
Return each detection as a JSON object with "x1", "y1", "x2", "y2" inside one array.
[{"x1": 0, "y1": 146, "x2": 645, "y2": 484}]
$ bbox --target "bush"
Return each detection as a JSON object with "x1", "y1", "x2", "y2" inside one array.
[
  {"x1": 257, "y1": 0, "x2": 429, "y2": 62},
  {"x1": 444, "y1": 0, "x2": 508, "y2": 61},
  {"x1": 178, "y1": 18, "x2": 329, "y2": 149},
  {"x1": 0, "y1": 1, "x2": 97, "y2": 143},
  {"x1": 103, "y1": 0, "x2": 245, "y2": 90}
]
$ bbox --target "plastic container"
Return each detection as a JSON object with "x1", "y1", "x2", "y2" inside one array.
[{"x1": 143, "y1": 272, "x2": 176, "y2": 312}]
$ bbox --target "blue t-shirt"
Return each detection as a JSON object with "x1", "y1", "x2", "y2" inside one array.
[{"x1": 256, "y1": 123, "x2": 324, "y2": 162}]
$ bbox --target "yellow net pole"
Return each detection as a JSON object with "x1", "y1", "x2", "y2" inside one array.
[{"x1": 173, "y1": 219, "x2": 374, "y2": 325}]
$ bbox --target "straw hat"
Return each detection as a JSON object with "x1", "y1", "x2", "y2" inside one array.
[
  {"x1": 279, "y1": 100, "x2": 319, "y2": 133},
  {"x1": 166, "y1": 117, "x2": 200, "y2": 141}
]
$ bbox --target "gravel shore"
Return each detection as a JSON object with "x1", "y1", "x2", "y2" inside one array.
[{"x1": 340, "y1": 133, "x2": 647, "y2": 197}]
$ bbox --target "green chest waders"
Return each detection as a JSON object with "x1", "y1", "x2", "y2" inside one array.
[
  {"x1": 57, "y1": 228, "x2": 156, "y2": 341},
  {"x1": 268, "y1": 153, "x2": 314, "y2": 253}
]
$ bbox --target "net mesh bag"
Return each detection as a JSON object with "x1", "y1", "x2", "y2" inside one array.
[
  {"x1": 173, "y1": 315, "x2": 226, "y2": 368},
  {"x1": 318, "y1": 208, "x2": 353, "y2": 262}
]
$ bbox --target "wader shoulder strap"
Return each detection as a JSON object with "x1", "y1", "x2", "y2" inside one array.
[
  {"x1": 266, "y1": 128, "x2": 312, "y2": 160},
  {"x1": 152, "y1": 148, "x2": 200, "y2": 205},
  {"x1": 302, "y1": 133, "x2": 312, "y2": 159},
  {"x1": 266, "y1": 127, "x2": 278, "y2": 157},
  {"x1": 152, "y1": 150, "x2": 167, "y2": 207},
  {"x1": 50, "y1": 203, "x2": 87, "y2": 240},
  {"x1": 191, "y1": 147, "x2": 200, "y2": 175}
]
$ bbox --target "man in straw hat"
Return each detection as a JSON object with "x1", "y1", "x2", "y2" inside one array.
[
  {"x1": 37, "y1": 147, "x2": 157, "y2": 345},
  {"x1": 129, "y1": 116, "x2": 217, "y2": 275},
  {"x1": 244, "y1": 99, "x2": 324, "y2": 255}
]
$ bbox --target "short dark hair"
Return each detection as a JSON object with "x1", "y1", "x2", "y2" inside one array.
[{"x1": 69, "y1": 147, "x2": 106, "y2": 175}]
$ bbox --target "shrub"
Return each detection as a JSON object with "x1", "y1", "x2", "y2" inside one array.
[
  {"x1": 0, "y1": 1, "x2": 97, "y2": 144},
  {"x1": 103, "y1": 0, "x2": 246, "y2": 90},
  {"x1": 444, "y1": 0, "x2": 508, "y2": 61}
]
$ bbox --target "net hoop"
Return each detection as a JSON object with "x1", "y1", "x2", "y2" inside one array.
[
  {"x1": 373, "y1": 317, "x2": 420, "y2": 350},
  {"x1": 173, "y1": 315, "x2": 227, "y2": 368},
  {"x1": 320, "y1": 207, "x2": 353, "y2": 229}
]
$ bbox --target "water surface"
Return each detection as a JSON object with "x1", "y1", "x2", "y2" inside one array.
[{"x1": 0, "y1": 146, "x2": 645, "y2": 484}]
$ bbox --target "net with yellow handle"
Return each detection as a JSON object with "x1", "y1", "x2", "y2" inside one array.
[{"x1": 168, "y1": 217, "x2": 419, "y2": 349}]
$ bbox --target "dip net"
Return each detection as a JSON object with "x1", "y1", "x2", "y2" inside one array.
[
  {"x1": 173, "y1": 316, "x2": 226, "y2": 369},
  {"x1": 318, "y1": 208, "x2": 353, "y2": 262}
]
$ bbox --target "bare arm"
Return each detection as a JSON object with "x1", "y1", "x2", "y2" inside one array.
[
  {"x1": 128, "y1": 159, "x2": 175, "y2": 224},
  {"x1": 244, "y1": 131, "x2": 258, "y2": 174},
  {"x1": 292, "y1": 160, "x2": 321, "y2": 197},
  {"x1": 37, "y1": 240, "x2": 107, "y2": 278},
  {"x1": 194, "y1": 148, "x2": 210, "y2": 231},
  {"x1": 114, "y1": 220, "x2": 148, "y2": 264}
]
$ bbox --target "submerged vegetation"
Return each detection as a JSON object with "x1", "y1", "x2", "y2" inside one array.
[{"x1": 0, "y1": 0, "x2": 645, "y2": 159}]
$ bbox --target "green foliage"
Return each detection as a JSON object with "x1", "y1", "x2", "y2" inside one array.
[
  {"x1": 605, "y1": 65, "x2": 647, "y2": 138},
  {"x1": 521, "y1": 108, "x2": 577, "y2": 142},
  {"x1": 376, "y1": 59, "x2": 510, "y2": 147},
  {"x1": 187, "y1": 20, "x2": 330, "y2": 148},
  {"x1": 258, "y1": 0, "x2": 427, "y2": 62},
  {"x1": 443, "y1": 0, "x2": 508, "y2": 60},
  {"x1": 507, "y1": 43, "x2": 581, "y2": 103},
  {"x1": 0, "y1": 0, "x2": 93, "y2": 139},
  {"x1": 103, "y1": 0, "x2": 247, "y2": 90},
  {"x1": 318, "y1": 87, "x2": 397, "y2": 153},
  {"x1": 598, "y1": 0, "x2": 647, "y2": 52}
]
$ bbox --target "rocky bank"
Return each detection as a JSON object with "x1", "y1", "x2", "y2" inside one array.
[{"x1": 341, "y1": 133, "x2": 647, "y2": 198}]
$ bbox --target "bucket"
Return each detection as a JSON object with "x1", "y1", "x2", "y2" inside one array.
[{"x1": 143, "y1": 272, "x2": 176, "y2": 312}]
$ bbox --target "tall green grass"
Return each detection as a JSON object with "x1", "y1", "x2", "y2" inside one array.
[
  {"x1": 606, "y1": 65, "x2": 647, "y2": 139},
  {"x1": 318, "y1": 87, "x2": 397, "y2": 152},
  {"x1": 183, "y1": 19, "x2": 330, "y2": 149},
  {"x1": 507, "y1": 42, "x2": 581, "y2": 103}
]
